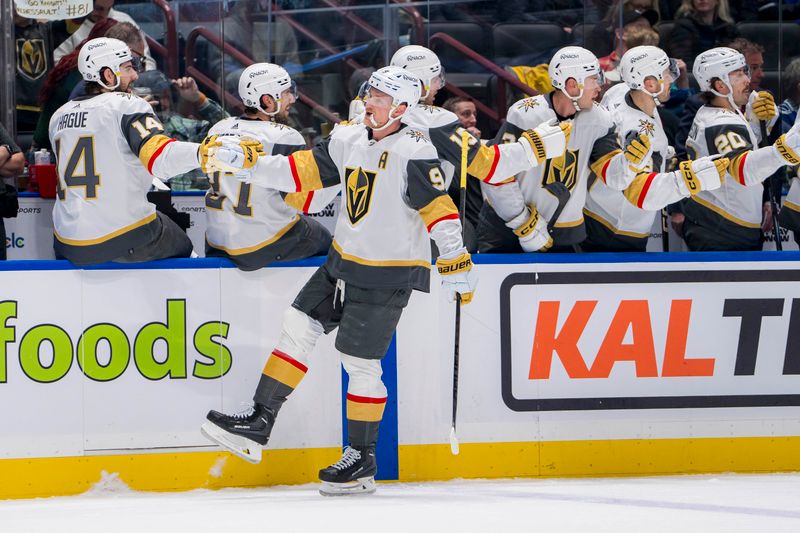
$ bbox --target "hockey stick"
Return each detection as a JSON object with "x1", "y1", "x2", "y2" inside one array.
[
  {"x1": 449, "y1": 129, "x2": 470, "y2": 456},
  {"x1": 760, "y1": 120, "x2": 783, "y2": 250},
  {"x1": 544, "y1": 181, "x2": 570, "y2": 235}
]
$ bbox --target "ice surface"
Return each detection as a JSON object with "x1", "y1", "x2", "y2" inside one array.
[{"x1": 1, "y1": 474, "x2": 799, "y2": 532}]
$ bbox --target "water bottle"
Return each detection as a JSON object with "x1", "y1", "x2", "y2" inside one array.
[{"x1": 34, "y1": 149, "x2": 50, "y2": 165}]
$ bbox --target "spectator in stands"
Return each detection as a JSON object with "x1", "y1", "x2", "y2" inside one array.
[
  {"x1": 53, "y1": 0, "x2": 155, "y2": 69},
  {"x1": 442, "y1": 96, "x2": 483, "y2": 252},
  {"x1": 779, "y1": 58, "x2": 800, "y2": 135},
  {"x1": 14, "y1": 8, "x2": 53, "y2": 135},
  {"x1": 665, "y1": 0, "x2": 738, "y2": 69},
  {"x1": 133, "y1": 70, "x2": 228, "y2": 190},
  {"x1": 587, "y1": 0, "x2": 660, "y2": 57},
  {"x1": 0, "y1": 123, "x2": 24, "y2": 261},
  {"x1": 68, "y1": 22, "x2": 150, "y2": 100},
  {"x1": 599, "y1": 21, "x2": 660, "y2": 84},
  {"x1": 32, "y1": 18, "x2": 118, "y2": 151}
]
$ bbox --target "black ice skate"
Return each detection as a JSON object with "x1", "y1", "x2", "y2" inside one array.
[
  {"x1": 318, "y1": 445, "x2": 377, "y2": 496},
  {"x1": 200, "y1": 404, "x2": 275, "y2": 464}
]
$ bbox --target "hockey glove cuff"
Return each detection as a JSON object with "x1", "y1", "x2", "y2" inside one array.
[
  {"x1": 505, "y1": 205, "x2": 552, "y2": 252},
  {"x1": 774, "y1": 133, "x2": 800, "y2": 166},
  {"x1": 198, "y1": 134, "x2": 222, "y2": 173},
  {"x1": 211, "y1": 137, "x2": 265, "y2": 173},
  {"x1": 436, "y1": 248, "x2": 478, "y2": 305},
  {"x1": 676, "y1": 156, "x2": 728, "y2": 196},
  {"x1": 518, "y1": 120, "x2": 570, "y2": 166}
]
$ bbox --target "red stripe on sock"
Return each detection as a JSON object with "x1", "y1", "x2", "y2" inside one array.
[
  {"x1": 272, "y1": 349, "x2": 308, "y2": 373},
  {"x1": 346, "y1": 393, "x2": 387, "y2": 404}
]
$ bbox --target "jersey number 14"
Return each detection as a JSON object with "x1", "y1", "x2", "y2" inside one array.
[{"x1": 54, "y1": 136, "x2": 100, "y2": 200}]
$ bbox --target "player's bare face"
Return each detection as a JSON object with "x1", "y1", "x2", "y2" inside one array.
[
  {"x1": 364, "y1": 88, "x2": 394, "y2": 129},
  {"x1": 107, "y1": 62, "x2": 138, "y2": 93},
  {"x1": 454, "y1": 101, "x2": 477, "y2": 129},
  {"x1": 275, "y1": 87, "x2": 296, "y2": 120},
  {"x1": 577, "y1": 75, "x2": 601, "y2": 109},
  {"x1": 657, "y1": 68, "x2": 673, "y2": 102},
  {"x1": 729, "y1": 69, "x2": 751, "y2": 107}
]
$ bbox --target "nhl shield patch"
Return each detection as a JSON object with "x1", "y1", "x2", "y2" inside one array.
[
  {"x1": 345, "y1": 166, "x2": 377, "y2": 225},
  {"x1": 16, "y1": 38, "x2": 47, "y2": 81}
]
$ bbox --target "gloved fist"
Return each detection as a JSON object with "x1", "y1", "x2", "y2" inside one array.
[
  {"x1": 677, "y1": 156, "x2": 728, "y2": 196},
  {"x1": 198, "y1": 134, "x2": 222, "y2": 173},
  {"x1": 624, "y1": 132, "x2": 653, "y2": 169},
  {"x1": 751, "y1": 91, "x2": 777, "y2": 121},
  {"x1": 519, "y1": 119, "x2": 571, "y2": 166},
  {"x1": 436, "y1": 248, "x2": 478, "y2": 305},
  {"x1": 774, "y1": 122, "x2": 800, "y2": 165},
  {"x1": 505, "y1": 205, "x2": 552, "y2": 252},
  {"x1": 211, "y1": 137, "x2": 265, "y2": 173}
]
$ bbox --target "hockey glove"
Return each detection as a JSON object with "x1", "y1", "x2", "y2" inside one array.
[
  {"x1": 198, "y1": 135, "x2": 222, "y2": 173},
  {"x1": 436, "y1": 248, "x2": 478, "y2": 305},
  {"x1": 676, "y1": 156, "x2": 728, "y2": 196},
  {"x1": 623, "y1": 133, "x2": 653, "y2": 169},
  {"x1": 751, "y1": 91, "x2": 777, "y2": 122},
  {"x1": 211, "y1": 137, "x2": 265, "y2": 174},
  {"x1": 505, "y1": 205, "x2": 552, "y2": 252},
  {"x1": 518, "y1": 120, "x2": 571, "y2": 166},
  {"x1": 774, "y1": 122, "x2": 800, "y2": 165}
]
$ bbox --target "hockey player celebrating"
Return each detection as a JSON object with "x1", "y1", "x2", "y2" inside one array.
[
  {"x1": 200, "y1": 66, "x2": 477, "y2": 496},
  {"x1": 583, "y1": 46, "x2": 728, "y2": 252},
  {"x1": 682, "y1": 47, "x2": 798, "y2": 251},
  {"x1": 477, "y1": 46, "x2": 651, "y2": 253},
  {"x1": 204, "y1": 63, "x2": 336, "y2": 269},
  {"x1": 48, "y1": 37, "x2": 223, "y2": 265},
  {"x1": 389, "y1": 45, "x2": 571, "y2": 189}
]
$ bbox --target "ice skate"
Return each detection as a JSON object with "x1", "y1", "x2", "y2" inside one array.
[
  {"x1": 201, "y1": 404, "x2": 275, "y2": 464},
  {"x1": 318, "y1": 446, "x2": 377, "y2": 496}
]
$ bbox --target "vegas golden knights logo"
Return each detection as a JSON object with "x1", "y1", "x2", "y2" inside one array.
[
  {"x1": 16, "y1": 38, "x2": 47, "y2": 80},
  {"x1": 346, "y1": 166, "x2": 377, "y2": 225},
  {"x1": 542, "y1": 148, "x2": 579, "y2": 191}
]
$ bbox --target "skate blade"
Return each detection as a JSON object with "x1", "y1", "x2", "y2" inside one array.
[
  {"x1": 200, "y1": 421, "x2": 263, "y2": 464},
  {"x1": 319, "y1": 477, "x2": 376, "y2": 497}
]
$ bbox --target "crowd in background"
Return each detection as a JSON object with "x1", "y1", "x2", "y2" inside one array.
[{"x1": 5, "y1": 0, "x2": 800, "y2": 258}]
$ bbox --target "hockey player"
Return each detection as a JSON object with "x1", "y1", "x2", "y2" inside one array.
[
  {"x1": 200, "y1": 66, "x2": 477, "y2": 496},
  {"x1": 48, "y1": 37, "x2": 225, "y2": 265},
  {"x1": 204, "y1": 63, "x2": 336, "y2": 270},
  {"x1": 389, "y1": 45, "x2": 571, "y2": 195},
  {"x1": 682, "y1": 47, "x2": 799, "y2": 251},
  {"x1": 583, "y1": 46, "x2": 728, "y2": 252},
  {"x1": 477, "y1": 46, "x2": 652, "y2": 253}
]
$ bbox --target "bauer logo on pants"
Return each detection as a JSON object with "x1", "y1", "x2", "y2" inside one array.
[{"x1": 499, "y1": 269, "x2": 800, "y2": 411}]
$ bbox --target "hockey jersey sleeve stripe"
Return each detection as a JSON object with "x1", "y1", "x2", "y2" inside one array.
[
  {"x1": 418, "y1": 195, "x2": 460, "y2": 231},
  {"x1": 590, "y1": 149, "x2": 622, "y2": 183},
  {"x1": 730, "y1": 152, "x2": 748, "y2": 185},
  {"x1": 483, "y1": 176, "x2": 516, "y2": 187},
  {"x1": 346, "y1": 393, "x2": 387, "y2": 422},
  {"x1": 263, "y1": 349, "x2": 308, "y2": 388},
  {"x1": 139, "y1": 135, "x2": 175, "y2": 174},
  {"x1": 784, "y1": 199, "x2": 800, "y2": 213},
  {"x1": 283, "y1": 192, "x2": 315, "y2": 213},
  {"x1": 623, "y1": 172, "x2": 658, "y2": 209},
  {"x1": 467, "y1": 144, "x2": 501, "y2": 181},
  {"x1": 287, "y1": 150, "x2": 323, "y2": 191}
]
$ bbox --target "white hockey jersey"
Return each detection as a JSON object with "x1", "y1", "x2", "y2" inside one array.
[
  {"x1": 485, "y1": 94, "x2": 628, "y2": 246},
  {"x1": 49, "y1": 91, "x2": 199, "y2": 263},
  {"x1": 402, "y1": 104, "x2": 532, "y2": 185},
  {"x1": 204, "y1": 117, "x2": 338, "y2": 256},
  {"x1": 685, "y1": 105, "x2": 774, "y2": 229},
  {"x1": 585, "y1": 87, "x2": 673, "y2": 241},
  {"x1": 245, "y1": 123, "x2": 464, "y2": 291}
]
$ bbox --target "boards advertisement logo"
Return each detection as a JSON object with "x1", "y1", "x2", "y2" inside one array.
[
  {"x1": 5, "y1": 233, "x2": 24, "y2": 249},
  {"x1": 0, "y1": 299, "x2": 231, "y2": 384},
  {"x1": 500, "y1": 269, "x2": 800, "y2": 411}
]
